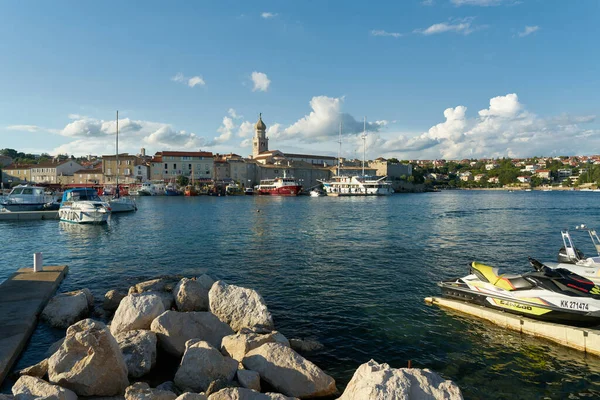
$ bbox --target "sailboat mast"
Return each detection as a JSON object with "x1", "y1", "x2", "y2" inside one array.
[
  {"x1": 362, "y1": 116, "x2": 366, "y2": 176},
  {"x1": 116, "y1": 110, "x2": 119, "y2": 196},
  {"x1": 337, "y1": 120, "x2": 342, "y2": 177}
]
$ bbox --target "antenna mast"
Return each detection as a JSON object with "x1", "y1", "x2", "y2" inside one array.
[
  {"x1": 116, "y1": 111, "x2": 119, "y2": 198},
  {"x1": 362, "y1": 116, "x2": 366, "y2": 176}
]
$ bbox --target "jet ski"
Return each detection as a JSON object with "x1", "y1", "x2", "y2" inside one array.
[
  {"x1": 438, "y1": 257, "x2": 600, "y2": 327},
  {"x1": 541, "y1": 225, "x2": 600, "y2": 283}
]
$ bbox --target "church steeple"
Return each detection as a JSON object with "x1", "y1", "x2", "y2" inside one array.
[{"x1": 253, "y1": 113, "x2": 269, "y2": 157}]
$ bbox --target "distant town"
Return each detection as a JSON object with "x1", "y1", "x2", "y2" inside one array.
[{"x1": 1, "y1": 115, "x2": 599, "y2": 192}]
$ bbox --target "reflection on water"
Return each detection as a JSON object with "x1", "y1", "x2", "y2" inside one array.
[{"x1": 2, "y1": 192, "x2": 600, "y2": 398}]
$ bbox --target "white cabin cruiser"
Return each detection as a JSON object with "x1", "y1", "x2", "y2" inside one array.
[
  {"x1": 0, "y1": 184, "x2": 59, "y2": 211},
  {"x1": 543, "y1": 225, "x2": 600, "y2": 283},
  {"x1": 59, "y1": 188, "x2": 111, "y2": 224}
]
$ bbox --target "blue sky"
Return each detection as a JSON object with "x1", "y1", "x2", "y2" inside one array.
[{"x1": 0, "y1": 0, "x2": 598, "y2": 160}]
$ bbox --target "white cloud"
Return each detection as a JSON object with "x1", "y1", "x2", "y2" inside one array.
[
  {"x1": 6, "y1": 125, "x2": 40, "y2": 132},
  {"x1": 281, "y1": 96, "x2": 382, "y2": 142},
  {"x1": 238, "y1": 121, "x2": 254, "y2": 138},
  {"x1": 416, "y1": 17, "x2": 483, "y2": 35},
  {"x1": 213, "y1": 116, "x2": 236, "y2": 144},
  {"x1": 251, "y1": 71, "x2": 271, "y2": 92},
  {"x1": 261, "y1": 12, "x2": 278, "y2": 19},
  {"x1": 172, "y1": 72, "x2": 205, "y2": 88},
  {"x1": 518, "y1": 25, "x2": 540, "y2": 37},
  {"x1": 371, "y1": 30, "x2": 402, "y2": 38},
  {"x1": 228, "y1": 108, "x2": 242, "y2": 119},
  {"x1": 68, "y1": 114, "x2": 86, "y2": 120},
  {"x1": 367, "y1": 93, "x2": 599, "y2": 160},
  {"x1": 187, "y1": 76, "x2": 205, "y2": 87}
]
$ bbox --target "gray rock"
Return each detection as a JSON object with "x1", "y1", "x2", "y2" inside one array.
[
  {"x1": 151, "y1": 291, "x2": 175, "y2": 311},
  {"x1": 46, "y1": 338, "x2": 65, "y2": 357},
  {"x1": 16, "y1": 358, "x2": 48, "y2": 378},
  {"x1": 288, "y1": 339, "x2": 324, "y2": 353},
  {"x1": 175, "y1": 394, "x2": 207, "y2": 400},
  {"x1": 80, "y1": 288, "x2": 95, "y2": 309},
  {"x1": 221, "y1": 330, "x2": 289, "y2": 362},
  {"x1": 110, "y1": 293, "x2": 165, "y2": 336},
  {"x1": 129, "y1": 278, "x2": 180, "y2": 295},
  {"x1": 12, "y1": 375, "x2": 77, "y2": 400},
  {"x1": 48, "y1": 319, "x2": 129, "y2": 396},
  {"x1": 236, "y1": 370, "x2": 260, "y2": 392},
  {"x1": 124, "y1": 382, "x2": 177, "y2": 400},
  {"x1": 338, "y1": 360, "x2": 463, "y2": 400},
  {"x1": 242, "y1": 343, "x2": 336, "y2": 398},
  {"x1": 174, "y1": 340, "x2": 238, "y2": 393},
  {"x1": 197, "y1": 274, "x2": 215, "y2": 291},
  {"x1": 0, "y1": 395, "x2": 13, "y2": 400},
  {"x1": 156, "y1": 381, "x2": 179, "y2": 395},
  {"x1": 207, "y1": 388, "x2": 296, "y2": 400},
  {"x1": 151, "y1": 311, "x2": 233, "y2": 357},
  {"x1": 174, "y1": 278, "x2": 209, "y2": 312},
  {"x1": 104, "y1": 290, "x2": 127, "y2": 312},
  {"x1": 115, "y1": 329, "x2": 157, "y2": 378},
  {"x1": 209, "y1": 281, "x2": 274, "y2": 333},
  {"x1": 205, "y1": 380, "x2": 237, "y2": 397},
  {"x1": 41, "y1": 291, "x2": 89, "y2": 329}
]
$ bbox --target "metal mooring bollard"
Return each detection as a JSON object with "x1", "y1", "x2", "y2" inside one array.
[{"x1": 33, "y1": 252, "x2": 43, "y2": 272}]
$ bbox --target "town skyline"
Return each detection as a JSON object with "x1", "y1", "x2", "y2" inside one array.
[{"x1": 1, "y1": 1, "x2": 598, "y2": 160}]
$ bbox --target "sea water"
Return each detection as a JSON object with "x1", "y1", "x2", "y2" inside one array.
[{"x1": 1, "y1": 191, "x2": 600, "y2": 399}]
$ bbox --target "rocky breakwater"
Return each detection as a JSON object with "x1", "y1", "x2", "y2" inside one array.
[{"x1": 9, "y1": 274, "x2": 463, "y2": 400}]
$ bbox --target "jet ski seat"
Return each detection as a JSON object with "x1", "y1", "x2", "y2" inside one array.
[{"x1": 471, "y1": 262, "x2": 533, "y2": 291}]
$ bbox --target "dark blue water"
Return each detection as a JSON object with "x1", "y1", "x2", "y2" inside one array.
[{"x1": 2, "y1": 191, "x2": 600, "y2": 399}]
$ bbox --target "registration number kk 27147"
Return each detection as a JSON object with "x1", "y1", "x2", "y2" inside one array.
[{"x1": 560, "y1": 300, "x2": 589, "y2": 311}]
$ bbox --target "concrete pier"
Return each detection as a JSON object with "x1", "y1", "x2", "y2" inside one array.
[
  {"x1": 0, "y1": 211, "x2": 59, "y2": 221},
  {"x1": 0, "y1": 266, "x2": 68, "y2": 385},
  {"x1": 425, "y1": 296, "x2": 600, "y2": 356}
]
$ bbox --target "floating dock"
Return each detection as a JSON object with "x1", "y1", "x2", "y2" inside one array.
[
  {"x1": 0, "y1": 266, "x2": 68, "y2": 385},
  {"x1": 0, "y1": 211, "x2": 59, "y2": 221},
  {"x1": 425, "y1": 296, "x2": 600, "y2": 356}
]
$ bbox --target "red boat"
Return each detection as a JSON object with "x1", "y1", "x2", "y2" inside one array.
[{"x1": 256, "y1": 177, "x2": 302, "y2": 196}]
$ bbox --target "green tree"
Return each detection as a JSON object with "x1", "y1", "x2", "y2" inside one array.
[
  {"x1": 387, "y1": 158, "x2": 400, "y2": 164},
  {"x1": 176, "y1": 175, "x2": 189, "y2": 187}
]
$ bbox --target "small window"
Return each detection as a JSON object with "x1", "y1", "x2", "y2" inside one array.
[
  {"x1": 165, "y1": 163, "x2": 168, "y2": 169},
  {"x1": 189, "y1": 164, "x2": 192, "y2": 170},
  {"x1": 173, "y1": 163, "x2": 177, "y2": 169}
]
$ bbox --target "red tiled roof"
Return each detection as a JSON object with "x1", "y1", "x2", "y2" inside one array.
[{"x1": 160, "y1": 151, "x2": 213, "y2": 157}]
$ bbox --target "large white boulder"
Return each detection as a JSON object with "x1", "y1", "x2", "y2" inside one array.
[
  {"x1": 151, "y1": 311, "x2": 233, "y2": 357},
  {"x1": 221, "y1": 330, "x2": 289, "y2": 362},
  {"x1": 124, "y1": 382, "x2": 177, "y2": 400},
  {"x1": 207, "y1": 388, "x2": 297, "y2": 400},
  {"x1": 48, "y1": 319, "x2": 129, "y2": 396},
  {"x1": 209, "y1": 281, "x2": 274, "y2": 333},
  {"x1": 111, "y1": 293, "x2": 165, "y2": 336},
  {"x1": 242, "y1": 343, "x2": 336, "y2": 399},
  {"x1": 41, "y1": 291, "x2": 89, "y2": 329},
  {"x1": 338, "y1": 360, "x2": 463, "y2": 400},
  {"x1": 115, "y1": 329, "x2": 157, "y2": 378},
  {"x1": 174, "y1": 278, "x2": 210, "y2": 312},
  {"x1": 12, "y1": 375, "x2": 77, "y2": 400},
  {"x1": 174, "y1": 340, "x2": 238, "y2": 393},
  {"x1": 129, "y1": 277, "x2": 179, "y2": 295}
]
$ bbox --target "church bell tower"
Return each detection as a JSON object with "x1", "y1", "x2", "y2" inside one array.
[{"x1": 252, "y1": 113, "x2": 269, "y2": 158}]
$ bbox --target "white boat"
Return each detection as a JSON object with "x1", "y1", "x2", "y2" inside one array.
[
  {"x1": 106, "y1": 111, "x2": 137, "y2": 213},
  {"x1": 310, "y1": 189, "x2": 325, "y2": 197},
  {"x1": 138, "y1": 182, "x2": 156, "y2": 196},
  {"x1": 543, "y1": 225, "x2": 600, "y2": 284},
  {"x1": 0, "y1": 184, "x2": 59, "y2": 211},
  {"x1": 320, "y1": 118, "x2": 393, "y2": 197},
  {"x1": 59, "y1": 188, "x2": 111, "y2": 224}
]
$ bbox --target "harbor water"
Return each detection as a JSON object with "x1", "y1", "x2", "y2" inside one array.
[{"x1": 2, "y1": 191, "x2": 600, "y2": 399}]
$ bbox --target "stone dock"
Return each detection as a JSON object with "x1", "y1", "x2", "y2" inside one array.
[
  {"x1": 0, "y1": 266, "x2": 68, "y2": 385},
  {"x1": 0, "y1": 211, "x2": 59, "y2": 221},
  {"x1": 426, "y1": 296, "x2": 600, "y2": 355}
]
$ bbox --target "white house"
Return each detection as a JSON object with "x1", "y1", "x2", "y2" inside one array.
[
  {"x1": 517, "y1": 176, "x2": 531, "y2": 184},
  {"x1": 30, "y1": 160, "x2": 84, "y2": 184}
]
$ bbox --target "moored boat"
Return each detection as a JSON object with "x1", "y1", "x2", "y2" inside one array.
[
  {"x1": 59, "y1": 188, "x2": 111, "y2": 224},
  {"x1": 256, "y1": 176, "x2": 302, "y2": 196},
  {"x1": 310, "y1": 189, "x2": 325, "y2": 197},
  {"x1": 321, "y1": 175, "x2": 393, "y2": 196},
  {"x1": 0, "y1": 184, "x2": 59, "y2": 211},
  {"x1": 439, "y1": 258, "x2": 600, "y2": 327}
]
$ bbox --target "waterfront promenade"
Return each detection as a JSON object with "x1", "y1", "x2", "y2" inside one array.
[{"x1": 0, "y1": 266, "x2": 67, "y2": 385}]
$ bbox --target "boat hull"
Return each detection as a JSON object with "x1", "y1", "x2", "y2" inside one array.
[
  {"x1": 439, "y1": 282, "x2": 600, "y2": 327},
  {"x1": 59, "y1": 208, "x2": 110, "y2": 224},
  {"x1": 108, "y1": 198, "x2": 137, "y2": 213},
  {"x1": 1, "y1": 202, "x2": 55, "y2": 212},
  {"x1": 257, "y1": 185, "x2": 302, "y2": 196}
]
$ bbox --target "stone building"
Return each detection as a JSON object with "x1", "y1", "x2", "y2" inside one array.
[
  {"x1": 252, "y1": 113, "x2": 269, "y2": 158},
  {"x1": 30, "y1": 160, "x2": 83, "y2": 184},
  {"x1": 150, "y1": 151, "x2": 214, "y2": 182},
  {"x1": 102, "y1": 153, "x2": 140, "y2": 184},
  {"x1": 2, "y1": 164, "x2": 33, "y2": 184},
  {"x1": 74, "y1": 168, "x2": 105, "y2": 185}
]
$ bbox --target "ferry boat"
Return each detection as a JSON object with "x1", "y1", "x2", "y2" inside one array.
[
  {"x1": 59, "y1": 188, "x2": 111, "y2": 224},
  {"x1": 321, "y1": 175, "x2": 393, "y2": 196},
  {"x1": 256, "y1": 176, "x2": 302, "y2": 196},
  {"x1": 0, "y1": 184, "x2": 59, "y2": 211}
]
